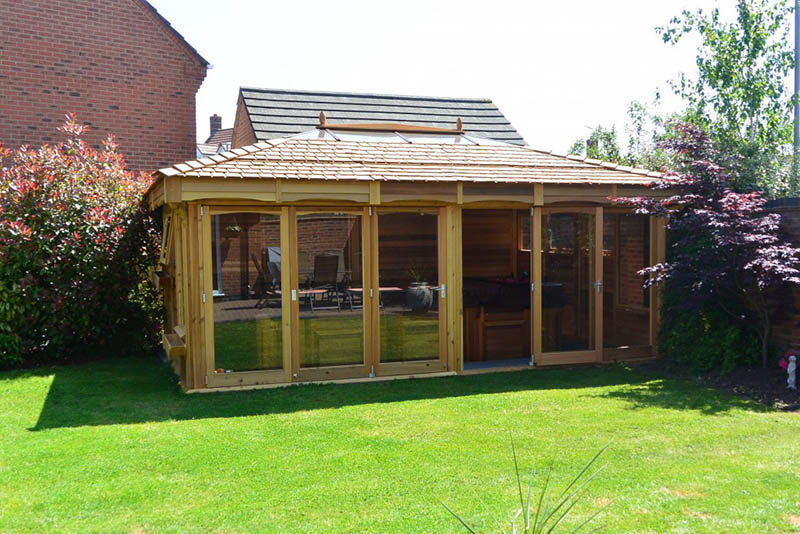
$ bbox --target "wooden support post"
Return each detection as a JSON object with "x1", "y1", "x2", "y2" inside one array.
[
  {"x1": 288, "y1": 207, "x2": 300, "y2": 379},
  {"x1": 201, "y1": 205, "x2": 213, "y2": 384},
  {"x1": 649, "y1": 216, "x2": 667, "y2": 349},
  {"x1": 280, "y1": 207, "x2": 293, "y2": 383},
  {"x1": 532, "y1": 207, "x2": 542, "y2": 359},
  {"x1": 594, "y1": 207, "x2": 603, "y2": 360},
  {"x1": 369, "y1": 182, "x2": 381, "y2": 205},
  {"x1": 444, "y1": 205, "x2": 463, "y2": 372},
  {"x1": 185, "y1": 203, "x2": 205, "y2": 390},
  {"x1": 533, "y1": 184, "x2": 544, "y2": 206},
  {"x1": 369, "y1": 209, "x2": 380, "y2": 372}
]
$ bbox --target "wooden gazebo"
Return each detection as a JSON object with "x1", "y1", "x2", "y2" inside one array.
[{"x1": 148, "y1": 118, "x2": 665, "y2": 392}]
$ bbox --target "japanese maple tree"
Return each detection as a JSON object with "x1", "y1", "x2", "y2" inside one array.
[{"x1": 618, "y1": 123, "x2": 800, "y2": 367}]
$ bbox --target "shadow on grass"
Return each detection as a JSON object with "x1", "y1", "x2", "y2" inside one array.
[
  {"x1": 25, "y1": 356, "x2": 768, "y2": 430},
  {"x1": 593, "y1": 376, "x2": 770, "y2": 415}
]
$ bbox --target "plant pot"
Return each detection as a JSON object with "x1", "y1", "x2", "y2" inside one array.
[{"x1": 406, "y1": 282, "x2": 433, "y2": 312}]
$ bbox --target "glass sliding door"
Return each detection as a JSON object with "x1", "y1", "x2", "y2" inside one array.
[
  {"x1": 295, "y1": 211, "x2": 366, "y2": 378},
  {"x1": 210, "y1": 212, "x2": 284, "y2": 374},
  {"x1": 602, "y1": 213, "x2": 652, "y2": 357},
  {"x1": 538, "y1": 209, "x2": 601, "y2": 363},
  {"x1": 376, "y1": 210, "x2": 444, "y2": 373}
]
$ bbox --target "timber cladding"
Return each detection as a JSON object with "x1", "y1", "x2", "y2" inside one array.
[
  {"x1": 0, "y1": 0, "x2": 207, "y2": 171},
  {"x1": 768, "y1": 203, "x2": 800, "y2": 352}
]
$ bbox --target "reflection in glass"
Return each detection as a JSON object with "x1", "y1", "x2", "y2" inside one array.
[
  {"x1": 297, "y1": 213, "x2": 364, "y2": 367},
  {"x1": 211, "y1": 213, "x2": 282, "y2": 372},
  {"x1": 541, "y1": 213, "x2": 595, "y2": 352},
  {"x1": 603, "y1": 214, "x2": 651, "y2": 348},
  {"x1": 378, "y1": 212, "x2": 440, "y2": 362}
]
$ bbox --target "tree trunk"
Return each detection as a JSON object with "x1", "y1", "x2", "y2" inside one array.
[{"x1": 761, "y1": 319, "x2": 770, "y2": 369}]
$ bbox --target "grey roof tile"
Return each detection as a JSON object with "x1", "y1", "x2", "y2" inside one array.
[{"x1": 239, "y1": 87, "x2": 526, "y2": 145}]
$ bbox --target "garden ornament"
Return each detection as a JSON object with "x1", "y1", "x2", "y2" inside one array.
[{"x1": 788, "y1": 355, "x2": 797, "y2": 390}]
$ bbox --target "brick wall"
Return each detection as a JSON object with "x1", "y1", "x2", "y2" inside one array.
[
  {"x1": 767, "y1": 200, "x2": 800, "y2": 351},
  {"x1": 212, "y1": 213, "x2": 361, "y2": 298},
  {"x1": 231, "y1": 93, "x2": 256, "y2": 149},
  {"x1": 603, "y1": 214, "x2": 650, "y2": 348},
  {"x1": 0, "y1": 0, "x2": 207, "y2": 172}
]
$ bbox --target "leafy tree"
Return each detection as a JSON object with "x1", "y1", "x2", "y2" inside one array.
[
  {"x1": 568, "y1": 102, "x2": 672, "y2": 172},
  {"x1": 0, "y1": 115, "x2": 161, "y2": 366},
  {"x1": 618, "y1": 123, "x2": 800, "y2": 367},
  {"x1": 568, "y1": 125, "x2": 624, "y2": 163},
  {"x1": 658, "y1": 0, "x2": 795, "y2": 196}
]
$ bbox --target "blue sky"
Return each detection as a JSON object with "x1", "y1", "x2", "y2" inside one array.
[{"x1": 150, "y1": 0, "x2": 735, "y2": 152}]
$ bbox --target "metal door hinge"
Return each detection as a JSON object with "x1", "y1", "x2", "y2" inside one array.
[
  {"x1": 530, "y1": 207, "x2": 534, "y2": 216},
  {"x1": 441, "y1": 284, "x2": 446, "y2": 299},
  {"x1": 202, "y1": 293, "x2": 206, "y2": 303},
  {"x1": 530, "y1": 354, "x2": 535, "y2": 366},
  {"x1": 531, "y1": 282, "x2": 535, "y2": 292},
  {"x1": 291, "y1": 289, "x2": 297, "y2": 301},
  {"x1": 200, "y1": 206, "x2": 204, "y2": 217},
  {"x1": 204, "y1": 375, "x2": 208, "y2": 385},
  {"x1": 369, "y1": 206, "x2": 373, "y2": 216},
  {"x1": 369, "y1": 365, "x2": 375, "y2": 378},
  {"x1": 593, "y1": 280, "x2": 603, "y2": 293}
]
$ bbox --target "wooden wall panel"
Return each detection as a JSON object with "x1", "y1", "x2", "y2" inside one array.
[
  {"x1": 381, "y1": 182, "x2": 457, "y2": 203},
  {"x1": 462, "y1": 210, "x2": 518, "y2": 278},
  {"x1": 181, "y1": 178, "x2": 277, "y2": 202}
]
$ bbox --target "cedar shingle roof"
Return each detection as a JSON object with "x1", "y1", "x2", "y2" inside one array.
[
  {"x1": 239, "y1": 88, "x2": 526, "y2": 145},
  {"x1": 160, "y1": 132, "x2": 660, "y2": 185}
]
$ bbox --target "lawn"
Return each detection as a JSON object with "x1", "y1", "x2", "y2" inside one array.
[{"x1": 1, "y1": 358, "x2": 799, "y2": 533}]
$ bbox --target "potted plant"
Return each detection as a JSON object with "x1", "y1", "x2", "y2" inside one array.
[{"x1": 405, "y1": 262, "x2": 433, "y2": 312}]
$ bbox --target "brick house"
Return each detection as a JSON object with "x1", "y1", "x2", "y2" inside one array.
[{"x1": 0, "y1": 0, "x2": 208, "y2": 172}]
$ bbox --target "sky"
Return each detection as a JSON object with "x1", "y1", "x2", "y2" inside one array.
[{"x1": 149, "y1": 0, "x2": 734, "y2": 153}]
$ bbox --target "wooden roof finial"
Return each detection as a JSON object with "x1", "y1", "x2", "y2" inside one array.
[
  {"x1": 456, "y1": 117, "x2": 463, "y2": 131},
  {"x1": 319, "y1": 111, "x2": 327, "y2": 126}
]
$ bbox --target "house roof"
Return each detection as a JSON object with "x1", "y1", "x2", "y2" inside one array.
[
  {"x1": 138, "y1": 0, "x2": 209, "y2": 66},
  {"x1": 159, "y1": 128, "x2": 660, "y2": 185},
  {"x1": 205, "y1": 128, "x2": 233, "y2": 145},
  {"x1": 238, "y1": 87, "x2": 526, "y2": 145}
]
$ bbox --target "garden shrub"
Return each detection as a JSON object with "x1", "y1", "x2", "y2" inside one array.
[
  {"x1": 658, "y1": 287, "x2": 760, "y2": 373},
  {"x1": 0, "y1": 115, "x2": 161, "y2": 367}
]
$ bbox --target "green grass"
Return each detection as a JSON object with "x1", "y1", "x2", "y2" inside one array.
[{"x1": 1, "y1": 358, "x2": 799, "y2": 533}]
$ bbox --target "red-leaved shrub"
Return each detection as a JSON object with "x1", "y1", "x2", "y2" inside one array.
[{"x1": 0, "y1": 115, "x2": 161, "y2": 366}]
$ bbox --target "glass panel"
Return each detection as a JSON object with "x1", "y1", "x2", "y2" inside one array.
[
  {"x1": 541, "y1": 213, "x2": 595, "y2": 352},
  {"x1": 378, "y1": 212, "x2": 440, "y2": 362},
  {"x1": 297, "y1": 213, "x2": 364, "y2": 367},
  {"x1": 603, "y1": 214, "x2": 651, "y2": 348},
  {"x1": 211, "y1": 213, "x2": 282, "y2": 372},
  {"x1": 520, "y1": 214, "x2": 531, "y2": 250}
]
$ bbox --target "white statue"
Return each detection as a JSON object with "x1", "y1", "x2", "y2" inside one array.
[{"x1": 789, "y1": 355, "x2": 797, "y2": 390}]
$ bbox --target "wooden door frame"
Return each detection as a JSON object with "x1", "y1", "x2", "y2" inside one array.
[
  {"x1": 372, "y1": 207, "x2": 449, "y2": 376},
  {"x1": 291, "y1": 207, "x2": 372, "y2": 382},
  {"x1": 534, "y1": 206, "x2": 603, "y2": 366},
  {"x1": 202, "y1": 206, "x2": 290, "y2": 388}
]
